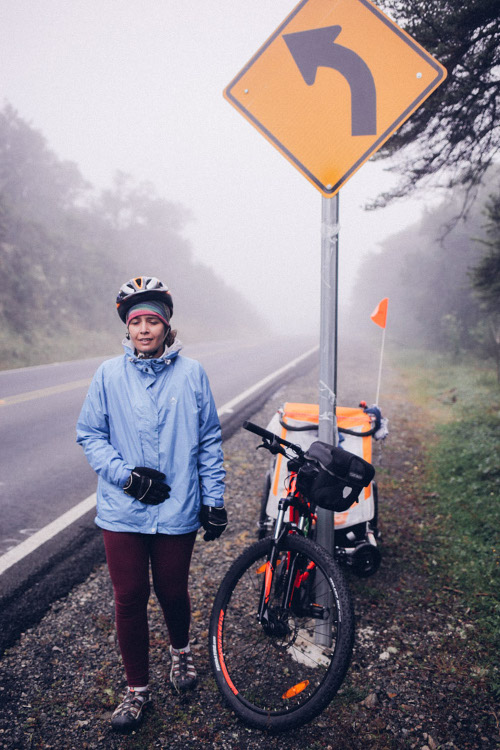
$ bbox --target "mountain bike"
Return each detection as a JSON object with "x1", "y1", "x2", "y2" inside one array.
[{"x1": 209, "y1": 420, "x2": 374, "y2": 732}]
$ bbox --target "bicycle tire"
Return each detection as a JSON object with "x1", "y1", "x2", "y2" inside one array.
[{"x1": 209, "y1": 534, "x2": 354, "y2": 732}]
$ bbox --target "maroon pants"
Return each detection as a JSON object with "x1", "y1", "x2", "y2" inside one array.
[{"x1": 102, "y1": 529, "x2": 197, "y2": 687}]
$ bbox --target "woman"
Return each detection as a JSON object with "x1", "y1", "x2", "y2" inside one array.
[{"x1": 76, "y1": 276, "x2": 226, "y2": 733}]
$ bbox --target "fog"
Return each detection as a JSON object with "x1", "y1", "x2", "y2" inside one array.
[{"x1": 0, "y1": 0, "x2": 432, "y2": 335}]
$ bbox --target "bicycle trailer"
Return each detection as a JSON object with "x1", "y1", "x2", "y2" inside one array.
[{"x1": 261, "y1": 402, "x2": 384, "y2": 576}]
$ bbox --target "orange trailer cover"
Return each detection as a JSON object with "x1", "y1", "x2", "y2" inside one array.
[{"x1": 265, "y1": 402, "x2": 375, "y2": 529}]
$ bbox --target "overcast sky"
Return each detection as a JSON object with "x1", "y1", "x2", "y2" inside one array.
[{"x1": 0, "y1": 0, "x2": 432, "y2": 333}]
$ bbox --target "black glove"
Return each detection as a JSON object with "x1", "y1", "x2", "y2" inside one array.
[
  {"x1": 200, "y1": 505, "x2": 227, "y2": 541},
  {"x1": 123, "y1": 467, "x2": 171, "y2": 505}
]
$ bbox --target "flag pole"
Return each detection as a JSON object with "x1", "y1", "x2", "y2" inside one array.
[
  {"x1": 375, "y1": 324, "x2": 386, "y2": 406},
  {"x1": 370, "y1": 297, "x2": 388, "y2": 406}
]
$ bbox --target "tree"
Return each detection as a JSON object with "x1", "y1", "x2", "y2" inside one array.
[
  {"x1": 470, "y1": 187, "x2": 500, "y2": 379},
  {"x1": 0, "y1": 104, "x2": 89, "y2": 222},
  {"x1": 371, "y1": 0, "x2": 499, "y2": 208},
  {"x1": 0, "y1": 106, "x2": 267, "y2": 368},
  {"x1": 346, "y1": 175, "x2": 500, "y2": 358},
  {"x1": 471, "y1": 190, "x2": 500, "y2": 311}
]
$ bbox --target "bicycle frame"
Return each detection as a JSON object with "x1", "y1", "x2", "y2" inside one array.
[{"x1": 257, "y1": 484, "x2": 329, "y2": 632}]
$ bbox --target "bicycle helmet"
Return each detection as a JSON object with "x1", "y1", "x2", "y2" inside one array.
[{"x1": 116, "y1": 276, "x2": 173, "y2": 323}]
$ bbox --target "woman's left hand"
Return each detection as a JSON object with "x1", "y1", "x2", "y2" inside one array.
[{"x1": 200, "y1": 506, "x2": 228, "y2": 541}]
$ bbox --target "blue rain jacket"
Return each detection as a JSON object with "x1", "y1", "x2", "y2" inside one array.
[{"x1": 76, "y1": 340, "x2": 225, "y2": 535}]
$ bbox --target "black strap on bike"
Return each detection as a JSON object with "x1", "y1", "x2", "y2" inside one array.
[
  {"x1": 278, "y1": 416, "x2": 316, "y2": 433},
  {"x1": 338, "y1": 425, "x2": 377, "y2": 437},
  {"x1": 278, "y1": 416, "x2": 377, "y2": 438}
]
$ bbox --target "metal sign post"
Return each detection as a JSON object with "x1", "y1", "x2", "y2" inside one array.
[
  {"x1": 316, "y1": 193, "x2": 339, "y2": 552},
  {"x1": 315, "y1": 193, "x2": 339, "y2": 646}
]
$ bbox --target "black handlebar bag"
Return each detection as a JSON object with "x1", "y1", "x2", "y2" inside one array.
[{"x1": 297, "y1": 440, "x2": 375, "y2": 513}]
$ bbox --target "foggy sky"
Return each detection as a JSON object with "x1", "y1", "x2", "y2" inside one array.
[{"x1": 0, "y1": 0, "x2": 431, "y2": 334}]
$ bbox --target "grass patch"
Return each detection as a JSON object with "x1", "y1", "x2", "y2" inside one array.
[
  {"x1": 392, "y1": 346, "x2": 499, "y2": 422},
  {"x1": 425, "y1": 412, "x2": 500, "y2": 635},
  {"x1": 391, "y1": 347, "x2": 500, "y2": 698}
]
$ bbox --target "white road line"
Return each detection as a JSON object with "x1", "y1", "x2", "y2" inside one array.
[
  {"x1": 0, "y1": 494, "x2": 97, "y2": 576},
  {"x1": 0, "y1": 345, "x2": 318, "y2": 576},
  {"x1": 216, "y1": 345, "x2": 318, "y2": 415}
]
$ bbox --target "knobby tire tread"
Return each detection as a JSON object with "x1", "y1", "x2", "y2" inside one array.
[{"x1": 209, "y1": 535, "x2": 354, "y2": 732}]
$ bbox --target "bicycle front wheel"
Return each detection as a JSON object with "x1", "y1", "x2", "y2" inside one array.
[{"x1": 209, "y1": 535, "x2": 354, "y2": 732}]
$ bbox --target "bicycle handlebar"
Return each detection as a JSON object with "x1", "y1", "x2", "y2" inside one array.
[
  {"x1": 243, "y1": 421, "x2": 304, "y2": 456},
  {"x1": 243, "y1": 420, "x2": 276, "y2": 442}
]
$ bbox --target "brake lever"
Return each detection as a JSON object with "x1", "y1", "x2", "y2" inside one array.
[
  {"x1": 256, "y1": 439, "x2": 287, "y2": 457},
  {"x1": 256, "y1": 440, "x2": 269, "y2": 451}
]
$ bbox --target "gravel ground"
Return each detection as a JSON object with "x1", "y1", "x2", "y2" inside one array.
[{"x1": 0, "y1": 362, "x2": 498, "y2": 749}]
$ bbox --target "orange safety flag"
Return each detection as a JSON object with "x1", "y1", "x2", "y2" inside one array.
[{"x1": 370, "y1": 298, "x2": 389, "y2": 329}]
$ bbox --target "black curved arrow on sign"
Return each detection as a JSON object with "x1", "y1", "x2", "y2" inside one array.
[{"x1": 283, "y1": 26, "x2": 377, "y2": 136}]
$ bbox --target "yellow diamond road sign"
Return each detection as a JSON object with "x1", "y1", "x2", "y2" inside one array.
[{"x1": 224, "y1": 0, "x2": 447, "y2": 196}]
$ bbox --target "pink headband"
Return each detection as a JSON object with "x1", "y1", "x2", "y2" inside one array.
[{"x1": 126, "y1": 306, "x2": 170, "y2": 327}]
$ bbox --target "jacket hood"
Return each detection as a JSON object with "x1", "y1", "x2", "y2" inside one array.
[{"x1": 122, "y1": 337, "x2": 183, "y2": 363}]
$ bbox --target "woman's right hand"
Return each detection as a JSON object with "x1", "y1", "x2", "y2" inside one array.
[{"x1": 123, "y1": 467, "x2": 171, "y2": 505}]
